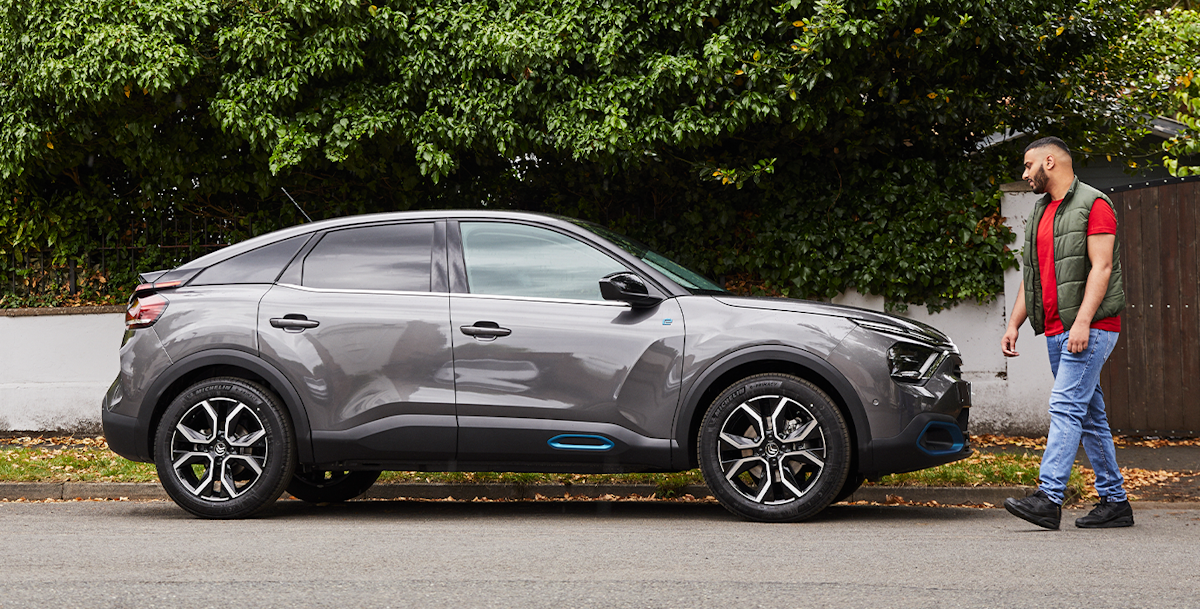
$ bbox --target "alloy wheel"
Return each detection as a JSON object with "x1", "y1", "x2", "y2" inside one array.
[
  {"x1": 169, "y1": 397, "x2": 269, "y2": 501},
  {"x1": 717, "y1": 394, "x2": 828, "y2": 505}
]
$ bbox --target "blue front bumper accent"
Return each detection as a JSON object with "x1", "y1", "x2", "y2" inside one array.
[{"x1": 916, "y1": 420, "x2": 966, "y2": 456}]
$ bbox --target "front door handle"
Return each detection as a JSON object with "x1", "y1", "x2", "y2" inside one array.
[
  {"x1": 270, "y1": 315, "x2": 320, "y2": 332},
  {"x1": 460, "y1": 322, "x2": 511, "y2": 339}
]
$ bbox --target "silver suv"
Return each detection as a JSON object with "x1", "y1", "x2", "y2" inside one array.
[{"x1": 103, "y1": 211, "x2": 972, "y2": 521}]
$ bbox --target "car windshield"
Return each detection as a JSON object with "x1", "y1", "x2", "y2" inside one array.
[{"x1": 571, "y1": 221, "x2": 728, "y2": 295}]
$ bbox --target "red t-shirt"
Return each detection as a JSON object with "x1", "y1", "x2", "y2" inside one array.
[{"x1": 1036, "y1": 197, "x2": 1121, "y2": 336}]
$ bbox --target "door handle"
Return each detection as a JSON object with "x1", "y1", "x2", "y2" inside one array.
[
  {"x1": 460, "y1": 322, "x2": 511, "y2": 339},
  {"x1": 270, "y1": 316, "x2": 320, "y2": 331}
]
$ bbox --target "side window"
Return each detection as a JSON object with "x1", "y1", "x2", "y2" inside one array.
[
  {"x1": 460, "y1": 222, "x2": 625, "y2": 300},
  {"x1": 302, "y1": 223, "x2": 433, "y2": 292},
  {"x1": 191, "y1": 235, "x2": 308, "y2": 286}
]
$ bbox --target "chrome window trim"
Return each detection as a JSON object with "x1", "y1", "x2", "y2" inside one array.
[
  {"x1": 276, "y1": 283, "x2": 448, "y2": 297},
  {"x1": 275, "y1": 283, "x2": 631, "y2": 306},
  {"x1": 450, "y1": 292, "x2": 631, "y2": 307}
]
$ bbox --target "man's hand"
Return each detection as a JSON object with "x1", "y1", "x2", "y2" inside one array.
[
  {"x1": 1001, "y1": 327, "x2": 1020, "y2": 357},
  {"x1": 1067, "y1": 321, "x2": 1090, "y2": 353}
]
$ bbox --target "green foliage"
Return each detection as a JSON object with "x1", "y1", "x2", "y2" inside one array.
[
  {"x1": 1159, "y1": 8, "x2": 1200, "y2": 175},
  {"x1": 1103, "y1": 6, "x2": 1200, "y2": 174},
  {"x1": 1, "y1": 0, "x2": 1149, "y2": 308}
]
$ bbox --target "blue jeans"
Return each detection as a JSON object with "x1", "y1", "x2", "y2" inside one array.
[{"x1": 1039, "y1": 328, "x2": 1127, "y2": 505}]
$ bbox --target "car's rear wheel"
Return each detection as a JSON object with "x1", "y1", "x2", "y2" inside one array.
[
  {"x1": 154, "y1": 377, "x2": 295, "y2": 519},
  {"x1": 698, "y1": 373, "x2": 850, "y2": 522},
  {"x1": 287, "y1": 469, "x2": 381, "y2": 504}
]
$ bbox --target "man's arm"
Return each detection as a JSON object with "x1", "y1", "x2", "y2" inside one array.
[
  {"x1": 1002, "y1": 281, "x2": 1027, "y2": 357},
  {"x1": 1067, "y1": 233, "x2": 1115, "y2": 353}
]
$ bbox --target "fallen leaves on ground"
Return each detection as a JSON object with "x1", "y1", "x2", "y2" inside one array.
[
  {"x1": 1112, "y1": 436, "x2": 1200, "y2": 448},
  {"x1": 0, "y1": 435, "x2": 108, "y2": 449},
  {"x1": 971, "y1": 434, "x2": 1047, "y2": 449},
  {"x1": 970, "y1": 434, "x2": 1200, "y2": 449},
  {"x1": 354, "y1": 493, "x2": 720, "y2": 504},
  {"x1": 0, "y1": 497, "x2": 146, "y2": 504},
  {"x1": 843, "y1": 497, "x2": 995, "y2": 509},
  {"x1": 1076, "y1": 466, "x2": 1198, "y2": 501}
]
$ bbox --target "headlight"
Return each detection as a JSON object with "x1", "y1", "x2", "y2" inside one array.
[
  {"x1": 887, "y1": 343, "x2": 944, "y2": 382},
  {"x1": 854, "y1": 319, "x2": 958, "y2": 354}
]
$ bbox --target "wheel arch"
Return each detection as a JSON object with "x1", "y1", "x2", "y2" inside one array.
[
  {"x1": 139, "y1": 348, "x2": 314, "y2": 463},
  {"x1": 673, "y1": 346, "x2": 872, "y2": 473}
]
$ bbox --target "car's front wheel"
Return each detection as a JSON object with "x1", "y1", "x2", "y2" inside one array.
[
  {"x1": 287, "y1": 469, "x2": 381, "y2": 504},
  {"x1": 698, "y1": 373, "x2": 850, "y2": 522},
  {"x1": 154, "y1": 377, "x2": 296, "y2": 519}
]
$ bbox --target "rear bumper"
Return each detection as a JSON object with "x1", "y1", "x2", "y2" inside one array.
[{"x1": 102, "y1": 380, "x2": 152, "y2": 463}]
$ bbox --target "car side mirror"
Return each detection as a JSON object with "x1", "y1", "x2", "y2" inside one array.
[{"x1": 599, "y1": 272, "x2": 662, "y2": 308}]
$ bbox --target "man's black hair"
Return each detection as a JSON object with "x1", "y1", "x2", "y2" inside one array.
[{"x1": 1024, "y1": 136, "x2": 1072, "y2": 161}]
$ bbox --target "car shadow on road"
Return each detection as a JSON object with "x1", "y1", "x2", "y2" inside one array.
[{"x1": 150, "y1": 498, "x2": 998, "y2": 523}]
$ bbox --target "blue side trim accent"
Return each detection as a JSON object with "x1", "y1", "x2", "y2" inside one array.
[
  {"x1": 548, "y1": 434, "x2": 615, "y2": 451},
  {"x1": 916, "y1": 421, "x2": 965, "y2": 456}
]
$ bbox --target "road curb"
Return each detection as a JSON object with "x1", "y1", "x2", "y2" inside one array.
[
  {"x1": 359, "y1": 483, "x2": 715, "y2": 500},
  {"x1": 2, "y1": 481, "x2": 1033, "y2": 505},
  {"x1": 847, "y1": 485, "x2": 1034, "y2": 505},
  {"x1": 0, "y1": 482, "x2": 64, "y2": 501},
  {"x1": 63, "y1": 482, "x2": 170, "y2": 501}
]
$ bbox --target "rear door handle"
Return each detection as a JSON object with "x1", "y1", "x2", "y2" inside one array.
[
  {"x1": 460, "y1": 322, "x2": 511, "y2": 339},
  {"x1": 270, "y1": 315, "x2": 320, "y2": 332}
]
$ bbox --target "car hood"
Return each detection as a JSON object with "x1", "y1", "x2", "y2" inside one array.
[{"x1": 712, "y1": 296, "x2": 952, "y2": 346}]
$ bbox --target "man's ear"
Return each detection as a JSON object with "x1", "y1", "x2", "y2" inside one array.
[{"x1": 1044, "y1": 154, "x2": 1056, "y2": 170}]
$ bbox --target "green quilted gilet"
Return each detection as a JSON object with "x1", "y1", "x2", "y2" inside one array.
[{"x1": 1021, "y1": 178, "x2": 1126, "y2": 335}]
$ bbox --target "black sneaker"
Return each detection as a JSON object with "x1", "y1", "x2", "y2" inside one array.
[
  {"x1": 1075, "y1": 497, "x2": 1134, "y2": 528},
  {"x1": 1004, "y1": 490, "x2": 1062, "y2": 530}
]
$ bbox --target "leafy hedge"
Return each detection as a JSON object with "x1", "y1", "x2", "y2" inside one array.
[{"x1": 0, "y1": 0, "x2": 1154, "y2": 309}]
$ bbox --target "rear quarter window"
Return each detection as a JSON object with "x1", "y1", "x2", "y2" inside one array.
[{"x1": 190, "y1": 235, "x2": 309, "y2": 286}]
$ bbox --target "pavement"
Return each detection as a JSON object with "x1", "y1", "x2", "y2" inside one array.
[{"x1": 5, "y1": 500, "x2": 1200, "y2": 608}]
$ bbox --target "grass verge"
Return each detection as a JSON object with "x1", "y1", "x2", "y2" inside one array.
[
  {"x1": 871, "y1": 451, "x2": 1090, "y2": 502},
  {"x1": 0, "y1": 444, "x2": 158, "y2": 483},
  {"x1": 2, "y1": 435, "x2": 1067, "y2": 500}
]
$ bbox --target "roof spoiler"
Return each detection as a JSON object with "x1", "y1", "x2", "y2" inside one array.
[{"x1": 132, "y1": 268, "x2": 201, "y2": 300}]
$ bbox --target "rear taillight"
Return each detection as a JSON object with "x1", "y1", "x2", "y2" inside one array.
[{"x1": 126, "y1": 293, "x2": 169, "y2": 329}]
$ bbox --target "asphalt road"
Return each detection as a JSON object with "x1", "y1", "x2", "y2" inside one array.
[{"x1": 2, "y1": 499, "x2": 1198, "y2": 608}]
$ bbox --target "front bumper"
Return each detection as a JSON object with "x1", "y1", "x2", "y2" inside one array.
[{"x1": 866, "y1": 405, "x2": 972, "y2": 477}]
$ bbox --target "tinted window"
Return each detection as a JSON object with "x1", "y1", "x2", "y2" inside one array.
[
  {"x1": 460, "y1": 222, "x2": 625, "y2": 300},
  {"x1": 191, "y1": 235, "x2": 308, "y2": 286},
  {"x1": 302, "y1": 223, "x2": 433, "y2": 291}
]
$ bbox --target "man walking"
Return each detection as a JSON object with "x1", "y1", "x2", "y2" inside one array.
[{"x1": 1001, "y1": 136, "x2": 1134, "y2": 529}]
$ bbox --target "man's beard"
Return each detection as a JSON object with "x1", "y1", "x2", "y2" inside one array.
[{"x1": 1029, "y1": 165, "x2": 1049, "y2": 194}]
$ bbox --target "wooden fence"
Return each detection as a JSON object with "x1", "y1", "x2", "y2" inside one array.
[{"x1": 1101, "y1": 179, "x2": 1200, "y2": 436}]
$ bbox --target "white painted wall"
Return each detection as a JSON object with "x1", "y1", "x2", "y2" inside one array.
[
  {"x1": 0, "y1": 311, "x2": 124, "y2": 432},
  {"x1": 0, "y1": 189, "x2": 1057, "y2": 434},
  {"x1": 997, "y1": 182, "x2": 1056, "y2": 435}
]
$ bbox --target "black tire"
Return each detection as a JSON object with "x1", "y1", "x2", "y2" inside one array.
[
  {"x1": 698, "y1": 373, "x2": 850, "y2": 522},
  {"x1": 287, "y1": 469, "x2": 382, "y2": 504},
  {"x1": 154, "y1": 377, "x2": 296, "y2": 519},
  {"x1": 833, "y1": 474, "x2": 866, "y2": 504}
]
